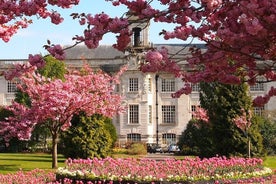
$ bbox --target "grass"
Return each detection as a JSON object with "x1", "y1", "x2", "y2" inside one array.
[
  {"x1": 263, "y1": 156, "x2": 276, "y2": 170},
  {"x1": 0, "y1": 153, "x2": 275, "y2": 175},
  {"x1": 0, "y1": 153, "x2": 66, "y2": 174}
]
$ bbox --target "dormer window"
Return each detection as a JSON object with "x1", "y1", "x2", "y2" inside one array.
[
  {"x1": 125, "y1": 11, "x2": 151, "y2": 53},
  {"x1": 133, "y1": 27, "x2": 142, "y2": 47}
]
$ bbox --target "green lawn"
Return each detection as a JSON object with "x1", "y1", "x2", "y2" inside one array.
[
  {"x1": 263, "y1": 156, "x2": 276, "y2": 170},
  {"x1": 0, "y1": 153, "x2": 66, "y2": 174}
]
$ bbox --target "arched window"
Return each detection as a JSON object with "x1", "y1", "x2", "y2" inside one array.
[
  {"x1": 162, "y1": 133, "x2": 176, "y2": 145},
  {"x1": 127, "y1": 133, "x2": 141, "y2": 142}
]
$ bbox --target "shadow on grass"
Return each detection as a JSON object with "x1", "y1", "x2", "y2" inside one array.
[
  {"x1": 0, "y1": 164, "x2": 21, "y2": 173},
  {"x1": 0, "y1": 153, "x2": 66, "y2": 174},
  {"x1": 0, "y1": 153, "x2": 52, "y2": 158},
  {"x1": 0, "y1": 153, "x2": 66, "y2": 163},
  {"x1": 0, "y1": 157, "x2": 66, "y2": 163}
]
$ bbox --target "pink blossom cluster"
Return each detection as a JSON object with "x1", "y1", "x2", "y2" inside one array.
[
  {"x1": 140, "y1": 47, "x2": 186, "y2": 97},
  {"x1": 234, "y1": 116, "x2": 250, "y2": 132},
  {"x1": 3, "y1": 62, "x2": 33, "y2": 81},
  {"x1": 3, "y1": 55, "x2": 47, "y2": 81},
  {"x1": 140, "y1": 47, "x2": 181, "y2": 75},
  {"x1": 202, "y1": 0, "x2": 222, "y2": 10},
  {"x1": 0, "y1": 20, "x2": 29, "y2": 42},
  {"x1": 253, "y1": 86, "x2": 276, "y2": 107},
  {"x1": 72, "y1": 12, "x2": 130, "y2": 50},
  {"x1": 233, "y1": 109, "x2": 252, "y2": 132},
  {"x1": 171, "y1": 83, "x2": 192, "y2": 98},
  {"x1": 0, "y1": 0, "x2": 79, "y2": 42},
  {"x1": 46, "y1": 44, "x2": 65, "y2": 60},
  {"x1": 111, "y1": 0, "x2": 159, "y2": 19},
  {"x1": 192, "y1": 106, "x2": 209, "y2": 123},
  {"x1": 0, "y1": 65, "x2": 125, "y2": 142},
  {"x1": 55, "y1": 156, "x2": 272, "y2": 183}
]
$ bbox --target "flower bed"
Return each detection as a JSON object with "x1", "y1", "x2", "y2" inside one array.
[
  {"x1": 0, "y1": 169, "x2": 57, "y2": 184},
  {"x1": 55, "y1": 157, "x2": 273, "y2": 184}
]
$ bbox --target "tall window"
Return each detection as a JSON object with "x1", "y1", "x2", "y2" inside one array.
[
  {"x1": 191, "y1": 83, "x2": 200, "y2": 92},
  {"x1": 161, "y1": 78, "x2": 175, "y2": 92},
  {"x1": 148, "y1": 105, "x2": 152, "y2": 124},
  {"x1": 127, "y1": 133, "x2": 141, "y2": 142},
  {"x1": 115, "y1": 84, "x2": 120, "y2": 93},
  {"x1": 7, "y1": 80, "x2": 18, "y2": 93},
  {"x1": 162, "y1": 105, "x2": 176, "y2": 124},
  {"x1": 250, "y1": 82, "x2": 264, "y2": 91},
  {"x1": 253, "y1": 106, "x2": 264, "y2": 116},
  {"x1": 162, "y1": 133, "x2": 177, "y2": 144},
  {"x1": 148, "y1": 78, "x2": 152, "y2": 92},
  {"x1": 129, "y1": 105, "x2": 139, "y2": 124},
  {"x1": 191, "y1": 105, "x2": 197, "y2": 118},
  {"x1": 129, "y1": 78, "x2": 139, "y2": 92}
]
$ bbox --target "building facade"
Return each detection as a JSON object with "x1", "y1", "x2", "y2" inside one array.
[{"x1": 0, "y1": 15, "x2": 275, "y2": 147}]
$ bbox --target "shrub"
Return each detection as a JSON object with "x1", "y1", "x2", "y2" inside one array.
[
  {"x1": 257, "y1": 116, "x2": 276, "y2": 155},
  {"x1": 60, "y1": 113, "x2": 113, "y2": 159},
  {"x1": 103, "y1": 117, "x2": 118, "y2": 148},
  {"x1": 127, "y1": 142, "x2": 147, "y2": 155},
  {"x1": 178, "y1": 119, "x2": 214, "y2": 158},
  {"x1": 112, "y1": 147, "x2": 128, "y2": 154}
]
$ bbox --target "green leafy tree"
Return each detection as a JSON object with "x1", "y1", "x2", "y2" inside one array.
[
  {"x1": 103, "y1": 117, "x2": 118, "y2": 148},
  {"x1": 61, "y1": 113, "x2": 114, "y2": 159},
  {"x1": 256, "y1": 114, "x2": 276, "y2": 155},
  {"x1": 37, "y1": 56, "x2": 66, "y2": 80},
  {"x1": 178, "y1": 119, "x2": 214, "y2": 158},
  {"x1": 246, "y1": 116, "x2": 265, "y2": 157},
  {"x1": 199, "y1": 82, "x2": 264, "y2": 157}
]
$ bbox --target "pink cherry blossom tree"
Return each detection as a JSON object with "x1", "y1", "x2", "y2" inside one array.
[
  {"x1": 0, "y1": 64, "x2": 125, "y2": 168},
  {"x1": 192, "y1": 106, "x2": 209, "y2": 123},
  {"x1": 0, "y1": 0, "x2": 79, "y2": 42},
  {"x1": 1, "y1": 0, "x2": 275, "y2": 105}
]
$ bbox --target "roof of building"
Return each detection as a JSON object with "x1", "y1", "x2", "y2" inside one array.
[
  {"x1": 65, "y1": 45, "x2": 125, "y2": 59},
  {"x1": 0, "y1": 44, "x2": 206, "y2": 71},
  {"x1": 64, "y1": 43, "x2": 206, "y2": 60}
]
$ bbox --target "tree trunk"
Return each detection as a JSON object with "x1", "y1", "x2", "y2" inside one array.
[
  {"x1": 52, "y1": 132, "x2": 58, "y2": 169},
  {"x1": 248, "y1": 136, "x2": 251, "y2": 158}
]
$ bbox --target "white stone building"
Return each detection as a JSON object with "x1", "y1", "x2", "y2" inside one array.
[{"x1": 0, "y1": 15, "x2": 275, "y2": 147}]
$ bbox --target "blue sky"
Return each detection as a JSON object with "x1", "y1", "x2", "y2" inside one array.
[{"x1": 0, "y1": 1, "x2": 190, "y2": 59}]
